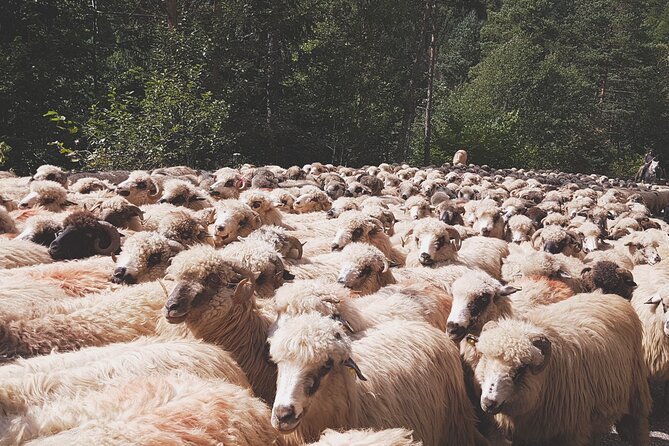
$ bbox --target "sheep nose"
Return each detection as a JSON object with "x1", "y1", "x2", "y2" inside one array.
[
  {"x1": 331, "y1": 243, "x2": 342, "y2": 251},
  {"x1": 159, "y1": 199, "x2": 168, "y2": 203},
  {"x1": 274, "y1": 405, "x2": 296, "y2": 424},
  {"x1": 344, "y1": 190, "x2": 353, "y2": 197},
  {"x1": 481, "y1": 397, "x2": 502, "y2": 414},
  {"x1": 118, "y1": 190, "x2": 130, "y2": 197},
  {"x1": 446, "y1": 322, "x2": 467, "y2": 341},
  {"x1": 113, "y1": 267, "x2": 127, "y2": 279},
  {"x1": 210, "y1": 190, "x2": 220, "y2": 196},
  {"x1": 216, "y1": 225, "x2": 226, "y2": 233},
  {"x1": 480, "y1": 228, "x2": 490, "y2": 236},
  {"x1": 19, "y1": 202, "x2": 28, "y2": 209},
  {"x1": 419, "y1": 253, "x2": 431, "y2": 263},
  {"x1": 401, "y1": 194, "x2": 408, "y2": 199}
]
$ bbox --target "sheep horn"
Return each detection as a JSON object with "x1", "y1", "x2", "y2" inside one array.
[
  {"x1": 286, "y1": 235, "x2": 303, "y2": 259},
  {"x1": 445, "y1": 226, "x2": 461, "y2": 251},
  {"x1": 343, "y1": 357, "x2": 367, "y2": 381},
  {"x1": 127, "y1": 205, "x2": 144, "y2": 219},
  {"x1": 567, "y1": 230, "x2": 583, "y2": 252},
  {"x1": 93, "y1": 221, "x2": 121, "y2": 255},
  {"x1": 531, "y1": 228, "x2": 544, "y2": 248},
  {"x1": 148, "y1": 178, "x2": 161, "y2": 198}
]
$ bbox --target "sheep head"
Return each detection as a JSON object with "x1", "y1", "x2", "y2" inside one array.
[
  {"x1": 447, "y1": 271, "x2": 519, "y2": 342},
  {"x1": 269, "y1": 313, "x2": 365, "y2": 433},
  {"x1": 407, "y1": 218, "x2": 461, "y2": 266},
  {"x1": 336, "y1": 243, "x2": 395, "y2": 295},
  {"x1": 325, "y1": 180, "x2": 346, "y2": 200},
  {"x1": 48, "y1": 211, "x2": 121, "y2": 260},
  {"x1": 644, "y1": 287, "x2": 669, "y2": 337},
  {"x1": 474, "y1": 319, "x2": 552, "y2": 417},
  {"x1": 472, "y1": 200, "x2": 505, "y2": 238},
  {"x1": 404, "y1": 196, "x2": 431, "y2": 220},
  {"x1": 163, "y1": 246, "x2": 255, "y2": 325},
  {"x1": 158, "y1": 179, "x2": 210, "y2": 210},
  {"x1": 293, "y1": 191, "x2": 332, "y2": 213},
  {"x1": 31, "y1": 164, "x2": 68, "y2": 186},
  {"x1": 19, "y1": 180, "x2": 71, "y2": 211},
  {"x1": 210, "y1": 201, "x2": 262, "y2": 246},
  {"x1": 221, "y1": 240, "x2": 290, "y2": 298},
  {"x1": 246, "y1": 226, "x2": 304, "y2": 260},
  {"x1": 331, "y1": 214, "x2": 384, "y2": 251},
  {"x1": 344, "y1": 181, "x2": 371, "y2": 198},
  {"x1": 112, "y1": 232, "x2": 184, "y2": 284},
  {"x1": 116, "y1": 171, "x2": 161, "y2": 205},
  {"x1": 531, "y1": 225, "x2": 582, "y2": 256},
  {"x1": 209, "y1": 168, "x2": 245, "y2": 199},
  {"x1": 506, "y1": 214, "x2": 535, "y2": 243},
  {"x1": 580, "y1": 261, "x2": 636, "y2": 300}
]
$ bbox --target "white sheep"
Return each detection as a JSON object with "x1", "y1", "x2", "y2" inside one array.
[
  {"x1": 19, "y1": 373, "x2": 277, "y2": 446},
  {"x1": 474, "y1": 294, "x2": 650, "y2": 446},
  {"x1": 269, "y1": 314, "x2": 483, "y2": 445},
  {"x1": 240, "y1": 189, "x2": 285, "y2": 226},
  {"x1": 453, "y1": 149, "x2": 468, "y2": 165},
  {"x1": 18, "y1": 181, "x2": 72, "y2": 212},
  {"x1": 331, "y1": 212, "x2": 406, "y2": 265},
  {"x1": 307, "y1": 428, "x2": 421, "y2": 446},
  {"x1": 209, "y1": 199, "x2": 262, "y2": 246}
]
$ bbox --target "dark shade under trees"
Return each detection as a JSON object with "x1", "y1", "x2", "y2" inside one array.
[{"x1": 0, "y1": 0, "x2": 667, "y2": 177}]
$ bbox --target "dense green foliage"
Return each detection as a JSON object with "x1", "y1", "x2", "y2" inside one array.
[{"x1": 0, "y1": 0, "x2": 667, "y2": 176}]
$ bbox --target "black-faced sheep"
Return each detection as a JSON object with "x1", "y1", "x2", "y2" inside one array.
[
  {"x1": 580, "y1": 260, "x2": 637, "y2": 299},
  {"x1": 48, "y1": 211, "x2": 121, "y2": 260}
]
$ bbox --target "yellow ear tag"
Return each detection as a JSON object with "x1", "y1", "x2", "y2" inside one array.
[
  {"x1": 348, "y1": 367, "x2": 357, "y2": 377},
  {"x1": 466, "y1": 335, "x2": 478, "y2": 346}
]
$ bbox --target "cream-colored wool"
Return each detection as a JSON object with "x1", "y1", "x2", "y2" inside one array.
[{"x1": 331, "y1": 212, "x2": 406, "y2": 265}]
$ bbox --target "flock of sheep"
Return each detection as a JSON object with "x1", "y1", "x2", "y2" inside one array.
[{"x1": 0, "y1": 152, "x2": 668, "y2": 445}]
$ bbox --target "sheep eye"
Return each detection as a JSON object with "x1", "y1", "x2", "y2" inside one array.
[
  {"x1": 355, "y1": 187, "x2": 362, "y2": 193},
  {"x1": 172, "y1": 196, "x2": 186, "y2": 205},
  {"x1": 252, "y1": 201, "x2": 261, "y2": 209},
  {"x1": 256, "y1": 274, "x2": 266, "y2": 285},
  {"x1": 147, "y1": 253, "x2": 161, "y2": 267},
  {"x1": 206, "y1": 274, "x2": 221, "y2": 287},
  {"x1": 224, "y1": 180, "x2": 234, "y2": 187},
  {"x1": 46, "y1": 174, "x2": 55, "y2": 180},
  {"x1": 513, "y1": 365, "x2": 528, "y2": 383},
  {"x1": 137, "y1": 182, "x2": 147, "y2": 190},
  {"x1": 415, "y1": 236, "x2": 420, "y2": 246},
  {"x1": 480, "y1": 294, "x2": 490, "y2": 304},
  {"x1": 436, "y1": 236, "x2": 446, "y2": 249},
  {"x1": 359, "y1": 266, "x2": 372, "y2": 277},
  {"x1": 239, "y1": 219, "x2": 248, "y2": 227},
  {"x1": 352, "y1": 228, "x2": 363, "y2": 240},
  {"x1": 281, "y1": 200, "x2": 288, "y2": 205}
]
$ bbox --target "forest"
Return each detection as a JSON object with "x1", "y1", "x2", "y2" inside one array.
[{"x1": 0, "y1": 0, "x2": 667, "y2": 177}]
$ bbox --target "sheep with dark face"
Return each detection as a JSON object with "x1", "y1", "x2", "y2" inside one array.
[
  {"x1": 580, "y1": 261, "x2": 637, "y2": 299},
  {"x1": 531, "y1": 225, "x2": 583, "y2": 257},
  {"x1": 48, "y1": 211, "x2": 121, "y2": 260},
  {"x1": 435, "y1": 201, "x2": 465, "y2": 226},
  {"x1": 356, "y1": 174, "x2": 384, "y2": 196}
]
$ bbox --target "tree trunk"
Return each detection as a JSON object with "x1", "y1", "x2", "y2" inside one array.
[
  {"x1": 166, "y1": 0, "x2": 178, "y2": 28},
  {"x1": 423, "y1": 0, "x2": 436, "y2": 167}
]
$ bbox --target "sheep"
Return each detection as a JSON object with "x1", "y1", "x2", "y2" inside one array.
[
  {"x1": 0, "y1": 281, "x2": 178, "y2": 358},
  {"x1": 453, "y1": 149, "x2": 468, "y2": 165},
  {"x1": 18, "y1": 181, "x2": 72, "y2": 212},
  {"x1": 505, "y1": 214, "x2": 535, "y2": 243},
  {"x1": 307, "y1": 428, "x2": 421, "y2": 446},
  {"x1": 356, "y1": 173, "x2": 384, "y2": 196},
  {"x1": 115, "y1": 170, "x2": 162, "y2": 205},
  {"x1": 90, "y1": 195, "x2": 144, "y2": 231},
  {"x1": 269, "y1": 314, "x2": 483, "y2": 446},
  {"x1": 0, "y1": 238, "x2": 52, "y2": 269},
  {"x1": 111, "y1": 231, "x2": 185, "y2": 284},
  {"x1": 163, "y1": 245, "x2": 277, "y2": 403},
  {"x1": 293, "y1": 190, "x2": 332, "y2": 213},
  {"x1": 220, "y1": 239, "x2": 290, "y2": 298},
  {"x1": 209, "y1": 200, "x2": 262, "y2": 246},
  {"x1": 435, "y1": 201, "x2": 465, "y2": 226},
  {"x1": 501, "y1": 249, "x2": 588, "y2": 293},
  {"x1": 31, "y1": 164, "x2": 68, "y2": 186},
  {"x1": 246, "y1": 225, "x2": 304, "y2": 259},
  {"x1": 530, "y1": 224, "x2": 583, "y2": 257},
  {"x1": 0, "y1": 207, "x2": 16, "y2": 233},
  {"x1": 398, "y1": 181, "x2": 419, "y2": 200},
  {"x1": 16, "y1": 373, "x2": 276, "y2": 446},
  {"x1": 240, "y1": 189, "x2": 285, "y2": 227},
  {"x1": 47, "y1": 211, "x2": 121, "y2": 260},
  {"x1": 361, "y1": 205, "x2": 396, "y2": 235},
  {"x1": 470, "y1": 199, "x2": 505, "y2": 238},
  {"x1": 617, "y1": 230, "x2": 663, "y2": 265},
  {"x1": 580, "y1": 260, "x2": 637, "y2": 299},
  {"x1": 405, "y1": 218, "x2": 508, "y2": 279},
  {"x1": 158, "y1": 179, "x2": 211, "y2": 210},
  {"x1": 404, "y1": 195, "x2": 431, "y2": 220},
  {"x1": 335, "y1": 243, "x2": 396, "y2": 295},
  {"x1": 271, "y1": 188, "x2": 297, "y2": 213},
  {"x1": 68, "y1": 177, "x2": 113, "y2": 194},
  {"x1": 209, "y1": 167, "x2": 245, "y2": 199},
  {"x1": 326, "y1": 197, "x2": 360, "y2": 219},
  {"x1": 0, "y1": 338, "x2": 249, "y2": 418},
  {"x1": 275, "y1": 277, "x2": 452, "y2": 333},
  {"x1": 570, "y1": 221, "x2": 602, "y2": 253},
  {"x1": 345, "y1": 181, "x2": 372, "y2": 198},
  {"x1": 473, "y1": 294, "x2": 651, "y2": 446},
  {"x1": 331, "y1": 213, "x2": 406, "y2": 265}
]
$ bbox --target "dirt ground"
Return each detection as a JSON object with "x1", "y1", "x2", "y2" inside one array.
[{"x1": 602, "y1": 382, "x2": 669, "y2": 446}]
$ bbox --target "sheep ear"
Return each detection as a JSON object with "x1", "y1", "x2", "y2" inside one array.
[
  {"x1": 252, "y1": 214, "x2": 262, "y2": 228},
  {"x1": 232, "y1": 278, "x2": 255, "y2": 304},
  {"x1": 343, "y1": 357, "x2": 367, "y2": 381},
  {"x1": 482, "y1": 320, "x2": 499, "y2": 331},
  {"x1": 387, "y1": 260, "x2": 401, "y2": 269},
  {"x1": 498, "y1": 285, "x2": 520, "y2": 296},
  {"x1": 282, "y1": 270, "x2": 295, "y2": 281},
  {"x1": 168, "y1": 240, "x2": 186, "y2": 253},
  {"x1": 529, "y1": 335, "x2": 551, "y2": 374},
  {"x1": 580, "y1": 267, "x2": 592, "y2": 277},
  {"x1": 557, "y1": 269, "x2": 572, "y2": 279},
  {"x1": 645, "y1": 293, "x2": 662, "y2": 306},
  {"x1": 332, "y1": 314, "x2": 354, "y2": 333}
]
